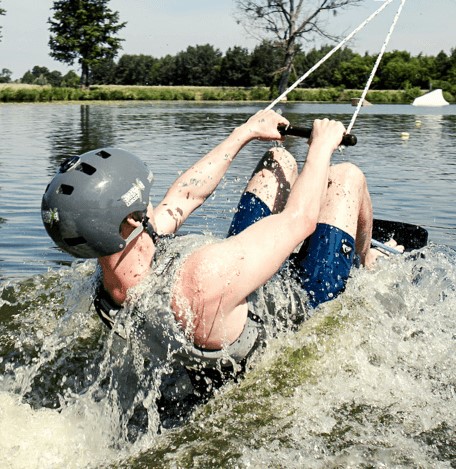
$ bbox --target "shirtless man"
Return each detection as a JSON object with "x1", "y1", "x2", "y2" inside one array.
[{"x1": 42, "y1": 109, "x2": 374, "y2": 386}]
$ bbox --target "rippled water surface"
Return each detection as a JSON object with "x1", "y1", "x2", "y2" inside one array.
[{"x1": 0, "y1": 102, "x2": 455, "y2": 468}]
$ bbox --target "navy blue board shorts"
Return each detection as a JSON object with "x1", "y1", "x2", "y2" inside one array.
[{"x1": 228, "y1": 192, "x2": 356, "y2": 308}]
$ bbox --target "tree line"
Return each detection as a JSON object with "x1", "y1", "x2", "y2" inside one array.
[
  {"x1": 0, "y1": 0, "x2": 455, "y2": 97},
  {"x1": 4, "y1": 42, "x2": 456, "y2": 96}
]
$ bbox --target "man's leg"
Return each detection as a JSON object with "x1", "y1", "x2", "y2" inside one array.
[
  {"x1": 228, "y1": 147, "x2": 298, "y2": 236},
  {"x1": 291, "y1": 162, "x2": 373, "y2": 308},
  {"x1": 317, "y1": 162, "x2": 372, "y2": 258}
]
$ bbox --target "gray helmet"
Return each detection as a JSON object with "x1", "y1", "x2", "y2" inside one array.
[{"x1": 42, "y1": 148, "x2": 154, "y2": 258}]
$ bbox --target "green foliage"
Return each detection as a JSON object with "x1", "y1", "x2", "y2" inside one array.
[
  {"x1": 0, "y1": 86, "x2": 85, "y2": 102},
  {"x1": 90, "y1": 58, "x2": 117, "y2": 85},
  {"x1": 0, "y1": 68, "x2": 11, "y2": 83},
  {"x1": 249, "y1": 86, "x2": 271, "y2": 101},
  {"x1": 173, "y1": 44, "x2": 222, "y2": 86},
  {"x1": 287, "y1": 87, "x2": 341, "y2": 102},
  {"x1": 20, "y1": 66, "x2": 79, "y2": 87},
  {"x1": 201, "y1": 87, "x2": 249, "y2": 101},
  {"x1": 20, "y1": 71, "x2": 35, "y2": 84},
  {"x1": 365, "y1": 89, "x2": 407, "y2": 104},
  {"x1": 220, "y1": 46, "x2": 252, "y2": 86},
  {"x1": 14, "y1": 41, "x2": 455, "y2": 94},
  {"x1": 113, "y1": 55, "x2": 157, "y2": 85},
  {"x1": 5, "y1": 84, "x2": 446, "y2": 104},
  {"x1": 249, "y1": 40, "x2": 285, "y2": 87},
  {"x1": 333, "y1": 54, "x2": 376, "y2": 89},
  {"x1": 48, "y1": 0, "x2": 126, "y2": 87},
  {"x1": 4, "y1": 43, "x2": 456, "y2": 103},
  {"x1": 295, "y1": 46, "x2": 357, "y2": 88},
  {"x1": 61, "y1": 70, "x2": 81, "y2": 88},
  {"x1": 100, "y1": 43, "x2": 456, "y2": 93}
]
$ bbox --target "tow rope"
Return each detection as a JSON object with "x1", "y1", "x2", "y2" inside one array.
[{"x1": 266, "y1": 0, "x2": 407, "y2": 135}]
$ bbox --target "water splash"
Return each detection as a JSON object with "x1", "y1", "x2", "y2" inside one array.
[
  {"x1": 133, "y1": 245, "x2": 456, "y2": 467},
  {"x1": 1, "y1": 245, "x2": 455, "y2": 468}
]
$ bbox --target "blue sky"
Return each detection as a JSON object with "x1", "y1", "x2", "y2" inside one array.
[{"x1": 1, "y1": 0, "x2": 455, "y2": 80}]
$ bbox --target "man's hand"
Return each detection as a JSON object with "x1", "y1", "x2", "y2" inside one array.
[
  {"x1": 364, "y1": 239, "x2": 405, "y2": 269},
  {"x1": 309, "y1": 118, "x2": 346, "y2": 153},
  {"x1": 242, "y1": 110, "x2": 290, "y2": 142}
]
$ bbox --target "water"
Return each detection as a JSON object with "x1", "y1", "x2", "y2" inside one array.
[{"x1": 0, "y1": 102, "x2": 455, "y2": 468}]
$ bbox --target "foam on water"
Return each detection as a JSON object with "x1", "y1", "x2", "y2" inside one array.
[
  {"x1": 0, "y1": 392, "x2": 119, "y2": 469},
  {"x1": 0, "y1": 245, "x2": 455, "y2": 468}
]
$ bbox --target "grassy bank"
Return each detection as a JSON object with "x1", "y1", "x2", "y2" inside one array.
[{"x1": 0, "y1": 83, "x2": 453, "y2": 104}]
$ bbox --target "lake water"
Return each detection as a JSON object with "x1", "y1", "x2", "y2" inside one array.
[{"x1": 0, "y1": 102, "x2": 455, "y2": 468}]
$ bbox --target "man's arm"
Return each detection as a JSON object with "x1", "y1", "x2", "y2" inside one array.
[{"x1": 153, "y1": 110, "x2": 289, "y2": 234}]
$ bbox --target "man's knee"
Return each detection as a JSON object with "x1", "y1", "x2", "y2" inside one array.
[
  {"x1": 254, "y1": 147, "x2": 298, "y2": 182},
  {"x1": 329, "y1": 162, "x2": 367, "y2": 189},
  {"x1": 319, "y1": 162, "x2": 369, "y2": 238},
  {"x1": 245, "y1": 147, "x2": 298, "y2": 213},
  {"x1": 267, "y1": 146, "x2": 298, "y2": 175}
]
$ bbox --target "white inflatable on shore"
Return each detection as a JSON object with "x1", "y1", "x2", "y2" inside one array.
[{"x1": 412, "y1": 89, "x2": 449, "y2": 107}]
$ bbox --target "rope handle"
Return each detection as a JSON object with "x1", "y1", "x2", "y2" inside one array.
[{"x1": 277, "y1": 125, "x2": 357, "y2": 146}]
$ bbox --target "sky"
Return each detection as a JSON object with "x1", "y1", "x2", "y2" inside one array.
[{"x1": 1, "y1": 0, "x2": 455, "y2": 80}]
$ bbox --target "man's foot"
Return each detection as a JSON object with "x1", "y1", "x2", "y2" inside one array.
[{"x1": 365, "y1": 239, "x2": 405, "y2": 269}]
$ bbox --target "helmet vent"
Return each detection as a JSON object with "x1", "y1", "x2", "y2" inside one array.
[
  {"x1": 59, "y1": 155, "x2": 80, "y2": 173},
  {"x1": 77, "y1": 162, "x2": 97, "y2": 175},
  {"x1": 58, "y1": 184, "x2": 74, "y2": 195},
  {"x1": 64, "y1": 236, "x2": 86, "y2": 247},
  {"x1": 96, "y1": 150, "x2": 111, "y2": 159}
]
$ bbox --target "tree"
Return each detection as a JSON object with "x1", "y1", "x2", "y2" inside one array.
[
  {"x1": 91, "y1": 58, "x2": 117, "y2": 84},
  {"x1": 154, "y1": 54, "x2": 178, "y2": 85},
  {"x1": 0, "y1": 68, "x2": 11, "y2": 83},
  {"x1": 375, "y1": 51, "x2": 426, "y2": 89},
  {"x1": 115, "y1": 54, "x2": 157, "y2": 85},
  {"x1": 173, "y1": 45, "x2": 222, "y2": 86},
  {"x1": 21, "y1": 66, "x2": 50, "y2": 85},
  {"x1": 20, "y1": 66, "x2": 60, "y2": 86},
  {"x1": 220, "y1": 46, "x2": 252, "y2": 86},
  {"x1": 46, "y1": 70, "x2": 64, "y2": 87},
  {"x1": 31, "y1": 66, "x2": 52, "y2": 78},
  {"x1": 235, "y1": 0, "x2": 363, "y2": 93},
  {"x1": 333, "y1": 53, "x2": 375, "y2": 89},
  {"x1": 61, "y1": 70, "x2": 81, "y2": 87},
  {"x1": 294, "y1": 45, "x2": 359, "y2": 88},
  {"x1": 249, "y1": 40, "x2": 285, "y2": 87},
  {"x1": 48, "y1": 0, "x2": 126, "y2": 87},
  {"x1": 447, "y1": 48, "x2": 456, "y2": 84},
  {"x1": 434, "y1": 51, "x2": 450, "y2": 80}
]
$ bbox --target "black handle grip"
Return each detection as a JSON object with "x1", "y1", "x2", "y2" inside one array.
[{"x1": 278, "y1": 124, "x2": 357, "y2": 146}]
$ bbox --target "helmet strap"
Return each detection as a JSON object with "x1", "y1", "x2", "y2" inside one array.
[
  {"x1": 143, "y1": 216, "x2": 160, "y2": 243},
  {"x1": 124, "y1": 213, "x2": 160, "y2": 248},
  {"x1": 124, "y1": 222, "x2": 145, "y2": 247}
]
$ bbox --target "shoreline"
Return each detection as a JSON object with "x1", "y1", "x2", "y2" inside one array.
[{"x1": 2, "y1": 84, "x2": 451, "y2": 105}]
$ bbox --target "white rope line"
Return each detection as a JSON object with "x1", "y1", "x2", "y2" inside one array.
[
  {"x1": 346, "y1": 0, "x2": 407, "y2": 133},
  {"x1": 265, "y1": 0, "x2": 396, "y2": 111}
]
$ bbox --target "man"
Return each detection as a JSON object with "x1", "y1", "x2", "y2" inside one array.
[{"x1": 42, "y1": 109, "x2": 375, "y2": 393}]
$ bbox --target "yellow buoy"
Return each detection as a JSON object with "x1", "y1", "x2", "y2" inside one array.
[
  {"x1": 415, "y1": 120, "x2": 422, "y2": 127},
  {"x1": 401, "y1": 132, "x2": 410, "y2": 140}
]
